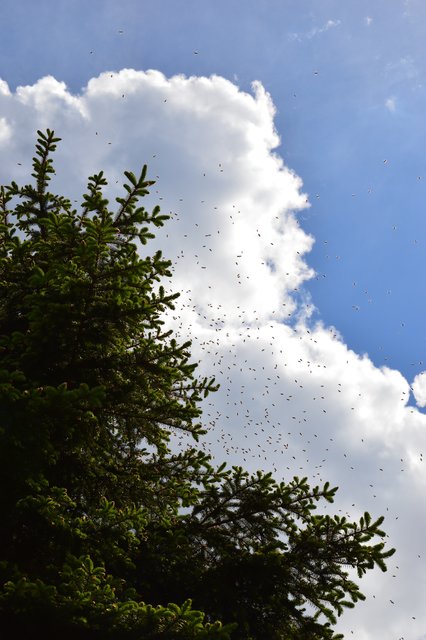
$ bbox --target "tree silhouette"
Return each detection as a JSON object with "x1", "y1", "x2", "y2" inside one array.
[{"x1": 0, "y1": 130, "x2": 395, "y2": 639}]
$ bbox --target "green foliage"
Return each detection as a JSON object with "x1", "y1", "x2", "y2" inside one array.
[{"x1": 0, "y1": 130, "x2": 395, "y2": 638}]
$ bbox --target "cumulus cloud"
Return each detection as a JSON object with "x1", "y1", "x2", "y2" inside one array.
[
  {"x1": 0, "y1": 117, "x2": 11, "y2": 143},
  {"x1": 0, "y1": 79, "x2": 10, "y2": 96},
  {"x1": 412, "y1": 371, "x2": 426, "y2": 407},
  {"x1": 1, "y1": 69, "x2": 426, "y2": 639}
]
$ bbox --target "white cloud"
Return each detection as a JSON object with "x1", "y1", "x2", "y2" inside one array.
[
  {"x1": 1, "y1": 69, "x2": 426, "y2": 639},
  {"x1": 385, "y1": 96, "x2": 397, "y2": 112},
  {"x1": 412, "y1": 371, "x2": 426, "y2": 407},
  {"x1": 306, "y1": 19, "x2": 341, "y2": 39},
  {"x1": 365, "y1": 16, "x2": 373, "y2": 26},
  {"x1": 16, "y1": 75, "x2": 88, "y2": 125},
  {"x1": 0, "y1": 117, "x2": 11, "y2": 143},
  {"x1": 0, "y1": 79, "x2": 10, "y2": 96},
  {"x1": 289, "y1": 19, "x2": 341, "y2": 42}
]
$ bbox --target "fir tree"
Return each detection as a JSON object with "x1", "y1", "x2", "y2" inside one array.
[{"x1": 0, "y1": 130, "x2": 395, "y2": 639}]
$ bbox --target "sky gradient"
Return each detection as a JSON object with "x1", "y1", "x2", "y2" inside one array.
[{"x1": 1, "y1": 1, "x2": 426, "y2": 638}]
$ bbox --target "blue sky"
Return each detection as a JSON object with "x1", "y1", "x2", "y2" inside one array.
[
  {"x1": 2, "y1": 1, "x2": 426, "y2": 638},
  {"x1": 3, "y1": 0, "x2": 424, "y2": 379}
]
